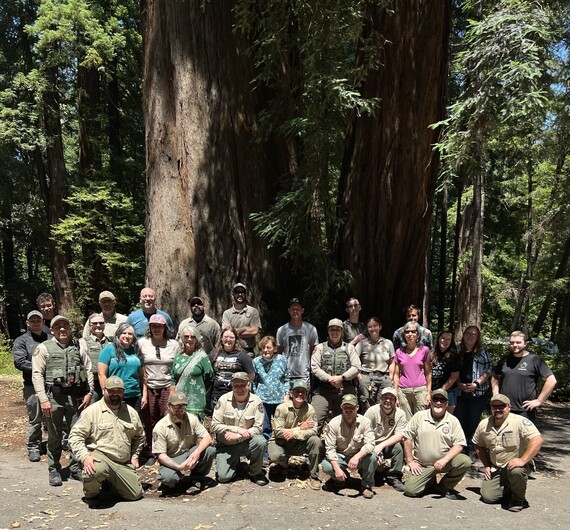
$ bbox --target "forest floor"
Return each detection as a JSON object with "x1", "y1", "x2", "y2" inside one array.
[{"x1": 0, "y1": 375, "x2": 569, "y2": 530}]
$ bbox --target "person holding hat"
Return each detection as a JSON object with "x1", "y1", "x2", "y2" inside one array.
[
  {"x1": 152, "y1": 391, "x2": 215, "y2": 492},
  {"x1": 221, "y1": 282, "x2": 262, "y2": 356},
  {"x1": 82, "y1": 291, "x2": 127, "y2": 340},
  {"x1": 276, "y1": 298, "x2": 318, "y2": 385},
  {"x1": 321, "y1": 394, "x2": 377, "y2": 498},
  {"x1": 12, "y1": 310, "x2": 50, "y2": 462},
  {"x1": 68, "y1": 376, "x2": 145, "y2": 507},
  {"x1": 127, "y1": 287, "x2": 174, "y2": 339},
  {"x1": 211, "y1": 372, "x2": 268, "y2": 486},
  {"x1": 176, "y1": 296, "x2": 221, "y2": 358},
  {"x1": 268, "y1": 380, "x2": 322, "y2": 490},
  {"x1": 364, "y1": 387, "x2": 407, "y2": 492},
  {"x1": 311, "y1": 318, "x2": 361, "y2": 432},
  {"x1": 402, "y1": 388, "x2": 471, "y2": 500},
  {"x1": 473, "y1": 394, "x2": 543, "y2": 512}
]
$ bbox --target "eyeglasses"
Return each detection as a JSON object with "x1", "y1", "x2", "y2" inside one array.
[
  {"x1": 234, "y1": 290, "x2": 246, "y2": 295},
  {"x1": 190, "y1": 302, "x2": 202, "y2": 307},
  {"x1": 183, "y1": 336, "x2": 196, "y2": 342},
  {"x1": 347, "y1": 304, "x2": 360, "y2": 309},
  {"x1": 491, "y1": 404, "x2": 507, "y2": 410},
  {"x1": 91, "y1": 322, "x2": 105, "y2": 327},
  {"x1": 404, "y1": 330, "x2": 418, "y2": 334},
  {"x1": 155, "y1": 346, "x2": 161, "y2": 359}
]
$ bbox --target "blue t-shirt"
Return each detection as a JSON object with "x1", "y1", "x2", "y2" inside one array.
[
  {"x1": 126, "y1": 308, "x2": 174, "y2": 338},
  {"x1": 98, "y1": 344, "x2": 143, "y2": 398}
]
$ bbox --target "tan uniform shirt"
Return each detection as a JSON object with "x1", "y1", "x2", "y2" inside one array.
[
  {"x1": 211, "y1": 391, "x2": 264, "y2": 444},
  {"x1": 364, "y1": 405, "x2": 407, "y2": 444},
  {"x1": 311, "y1": 342, "x2": 361, "y2": 382},
  {"x1": 152, "y1": 412, "x2": 210, "y2": 457},
  {"x1": 325, "y1": 414, "x2": 375, "y2": 461},
  {"x1": 221, "y1": 305, "x2": 262, "y2": 350},
  {"x1": 31, "y1": 338, "x2": 94, "y2": 404},
  {"x1": 82, "y1": 312, "x2": 128, "y2": 340},
  {"x1": 473, "y1": 413, "x2": 541, "y2": 469},
  {"x1": 68, "y1": 399, "x2": 145, "y2": 463},
  {"x1": 272, "y1": 398, "x2": 318, "y2": 441},
  {"x1": 356, "y1": 337, "x2": 395, "y2": 373},
  {"x1": 402, "y1": 409, "x2": 467, "y2": 466}
]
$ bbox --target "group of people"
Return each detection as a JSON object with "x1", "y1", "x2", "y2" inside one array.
[{"x1": 11, "y1": 288, "x2": 556, "y2": 512}]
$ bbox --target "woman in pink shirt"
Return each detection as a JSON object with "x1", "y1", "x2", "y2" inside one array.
[{"x1": 392, "y1": 321, "x2": 432, "y2": 420}]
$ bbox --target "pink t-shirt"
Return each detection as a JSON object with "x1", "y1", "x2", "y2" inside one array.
[{"x1": 394, "y1": 346, "x2": 430, "y2": 388}]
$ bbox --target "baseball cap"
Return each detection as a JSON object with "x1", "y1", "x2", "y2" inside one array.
[
  {"x1": 288, "y1": 297, "x2": 303, "y2": 308},
  {"x1": 431, "y1": 388, "x2": 449, "y2": 400},
  {"x1": 231, "y1": 372, "x2": 249, "y2": 383},
  {"x1": 490, "y1": 393, "x2": 511, "y2": 405},
  {"x1": 291, "y1": 380, "x2": 309, "y2": 391},
  {"x1": 327, "y1": 318, "x2": 343, "y2": 329},
  {"x1": 169, "y1": 391, "x2": 188, "y2": 405},
  {"x1": 381, "y1": 388, "x2": 398, "y2": 398},
  {"x1": 188, "y1": 296, "x2": 204, "y2": 305},
  {"x1": 105, "y1": 376, "x2": 125, "y2": 389},
  {"x1": 232, "y1": 282, "x2": 247, "y2": 292},
  {"x1": 149, "y1": 314, "x2": 167, "y2": 325},
  {"x1": 27, "y1": 310, "x2": 44, "y2": 320},
  {"x1": 341, "y1": 394, "x2": 358, "y2": 407},
  {"x1": 50, "y1": 315, "x2": 70, "y2": 328},
  {"x1": 99, "y1": 291, "x2": 116, "y2": 302}
]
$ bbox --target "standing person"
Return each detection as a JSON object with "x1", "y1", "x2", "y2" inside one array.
[
  {"x1": 473, "y1": 394, "x2": 543, "y2": 512},
  {"x1": 364, "y1": 388, "x2": 407, "y2": 492},
  {"x1": 311, "y1": 318, "x2": 361, "y2": 431},
  {"x1": 268, "y1": 380, "x2": 322, "y2": 490},
  {"x1": 176, "y1": 295, "x2": 221, "y2": 358},
  {"x1": 12, "y1": 310, "x2": 49, "y2": 462},
  {"x1": 171, "y1": 327, "x2": 214, "y2": 420},
  {"x1": 392, "y1": 321, "x2": 432, "y2": 420},
  {"x1": 221, "y1": 282, "x2": 262, "y2": 356},
  {"x1": 152, "y1": 391, "x2": 215, "y2": 493},
  {"x1": 430, "y1": 330, "x2": 460, "y2": 413},
  {"x1": 36, "y1": 292, "x2": 56, "y2": 334},
  {"x1": 211, "y1": 372, "x2": 268, "y2": 486},
  {"x1": 275, "y1": 298, "x2": 318, "y2": 385},
  {"x1": 32, "y1": 315, "x2": 94, "y2": 486},
  {"x1": 211, "y1": 328, "x2": 255, "y2": 405},
  {"x1": 138, "y1": 314, "x2": 180, "y2": 466},
  {"x1": 454, "y1": 325, "x2": 492, "y2": 460},
  {"x1": 98, "y1": 323, "x2": 147, "y2": 411},
  {"x1": 252, "y1": 336, "x2": 290, "y2": 442},
  {"x1": 79, "y1": 314, "x2": 111, "y2": 403},
  {"x1": 343, "y1": 297, "x2": 366, "y2": 345},
  {"x1": 82, "y1": 291, "x2": 127, "y2": 340},
  {"x1": 355, "y1": 316, "x2": 395, "y2": 412},
  {"x1": 402, "y1": 389, "x2": 471, "y2": 499},
  {"x1": 392, "y1": 305, "x2": 433, "y2": 350},
  {"x1": 321, "y1": 394, "x2": 377, "y2": 499},
  {"x1": 127, "y1": 287, "x2": 174, "y2": 338},
  {"x1": 492, "y1": 330, "x2": 556, "y2": 421},
  {"x1": 68, "y1": 376, "x2": 145, "y2": 507}
]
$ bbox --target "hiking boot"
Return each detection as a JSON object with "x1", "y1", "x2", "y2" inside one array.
[
  {"x1": 250, "y1": 473, "x2": 269, "y2": 486},
  {"x1": 70, "y1": 469, "x2": 83, "y2": 481},
  {"x1": 28, "y1": 448, "x2": 41, "y2": 463},
  {"x1": 308, "y1": 477, "x2": 321, "y2": 491},
  {"x1": 508, "y1": 500, "x2": 525, "y2": 512},
  {"x1": 49, "y1": 469, "x2": 62, "y2": 487},
  {"x1": 386, "y1": 477, "x2": 405, "y2": 492},
  {"x1": 361, "y1": 487, "x2": 374, "y2": 499},
  {"x1": 434, "y1": 484, "x2": 461, "y2": 500}
]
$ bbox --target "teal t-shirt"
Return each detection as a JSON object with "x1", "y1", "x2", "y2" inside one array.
[{"x1": 98, "y1": 344, "x2": 143, "y2": 398}]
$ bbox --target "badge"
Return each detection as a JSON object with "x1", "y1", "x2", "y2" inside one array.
[
  {"x1": 258, "y1": 403, "x2": 264, "y2": 413},
  {"x1": 389, "y1": 419, "x2": 395, "y2": 426},
  {"x1": 522, "y1": 419, "x2": 533, "y2": 426},
  {"x1": 215, "y1": 401, "x2": 221, "y2": 410},
  {"x1": 442, "y1": 426, "x2": 450, "y2": 434}
]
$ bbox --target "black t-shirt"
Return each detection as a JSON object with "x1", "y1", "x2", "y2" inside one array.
[
  {"x1": 493, "y1": 353, "x2": 553, "y2": 412},
  {"x1": 431, "y1": 352, "x2": 460, "y2": 390},
  {"x1": 212, "y1": 350, "x2": 254, "y2": 400},
  {"x1": 458, "y1": 354, "x2": 474, "y2": 384}
]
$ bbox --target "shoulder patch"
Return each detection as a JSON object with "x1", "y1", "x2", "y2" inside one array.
[
  {"x1": 522, "y1": 418, "x2": 533, "y2": 426},
  {"x1": 258, "y1": 403, "x2": 264, "y2": 413},
  {"x1": 32, "y1": 347, "x2": 41, "y2": 356}
]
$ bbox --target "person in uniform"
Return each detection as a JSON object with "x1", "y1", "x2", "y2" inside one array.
[
  {"x1": 152, "y1": 391, "x2": 215, "y2": 492},
  {"x1": 32, "y1": 315, "x2": 94, "y2": 486},
  {"x1": 68, "y1": 376, "x2": 145, "y2": 507},
  {"x1": 12, "y1": 310, "x2": 49, "y2": 462},
  {"x1": 211, "y1": 372, "x2": 268, "y2": 485},
  {"x1": 268, "y1": 380, "x2": 322, "y2": 490},
  {"x1": 402, "y1": 388, "x2": 471, "y2": 499},
  {"x1": 82, "y1": 291, "x2": 127, "y2": 340},
  {"x1": 311, "y1": 318, "x2": 361, "y2": 432},
  {"x1": 321, "y1": 394, "x2": 377, "y2": 498},
  {"x1": 364, "y1": 387, "x2": 406, "y2": 492},
  {"x1": 473, "y1": 393, "x2": 543, "y2": 512},
  {"x1": 79, "y1": 313, "x2": 111, "y2": 402},
  {"x1": 176, "y1": 296, "x2": 221, "y2": 358}
]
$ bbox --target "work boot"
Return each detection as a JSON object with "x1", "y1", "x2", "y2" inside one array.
[{"x1": 49, "y1": 470, "x2": 62, "y2": 487}]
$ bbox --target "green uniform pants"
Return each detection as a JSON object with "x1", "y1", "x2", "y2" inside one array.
[
  {"x1": 321, "y1": 452, "x2": 378, "y2": 489},
  {"x1": 268, "y1": 435, "x2": 322, "y2": 479},
  {"x1": 481, "y1": 465, "x2": 529, "y2": 504},
  {"x1": 158, "y1": 446, "x2": 216, "y2": 488},
  {"x1": 312, "y1": 384, "x2": 356, "y2": 431},
  {"x1": 379, "y1": 442, "x2": 404, "y2": 479},
  {"x1": 216, "y1": 435, "x2": 266, "y2": 483},
  {"x1": 83, "y1": 450, "x2": 143, "y2": 501},
  {"x1": 404, "y1": 453, "x2": 471, "y2": 497},
  {"x1": 46, "y1": 390, "x2": 81, "y2": 474}
]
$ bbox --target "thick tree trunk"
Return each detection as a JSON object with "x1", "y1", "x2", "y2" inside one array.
[
  {"x1": 336, "y1": 0, "x2": 450, "y2": 336},
  {"x1": 141, "y1": 0, "x2": 284, "y2": 324},
  {"x1": 437, "y1": 183, "x2": 448, "y2": 330}
]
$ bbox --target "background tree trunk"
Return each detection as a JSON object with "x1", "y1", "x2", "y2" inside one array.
[{"x1": 336, "y1": 0, "x2": 450, "y2": 336}]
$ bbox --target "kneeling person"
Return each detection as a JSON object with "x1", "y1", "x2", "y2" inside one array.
[
  {"x1": 473, "y1": 394, "x2": 542, "y2": 512},
  {"x1": 68, "y1": 377, "x2": 145, "y2": 505},
  {"x1": 268, "y1": 380, "x2": 322, "y2": 490},
  {"x1": 211, "y1": 372, "x2": 268, "y2": 485},
  {"x1": 322, "y1": 394, "x2": 377, "y2": 498}
]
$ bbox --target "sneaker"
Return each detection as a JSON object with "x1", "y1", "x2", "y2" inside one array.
[
  {"x1": 308, "y1": 477, "x2": 321, "y2": 491},
  {"x1": 144, "y1": 456, "x2": 156, "y2": 467},
  {"x1": 250, "y1": 474, "x2": 269, "y2": 486},
  {"x1": 361, "y1": 487, "x2": 374, "y2": 499},
  {"x1": 386, "y1": 477, "x2": 405, "y2": 492},
  {"x1": 70, "y1": 469, "x2": 83, "y2": 481},
  {"x1": 508, "y1": 501, "x2": 525, "y2": 512},
  {"x1": 49, "y1": 470, "x2": 62, "y2": 487},
  {"x1": 28, "y1": 449, "x2": 41, "y2": 463}
]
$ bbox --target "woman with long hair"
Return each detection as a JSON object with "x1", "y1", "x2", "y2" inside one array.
[
  {"x1": 393, "y1": 321, "x2": 432, "y2": 420},
  {"x1": 430, "y1": 330, "x2": 460, "y2": 413},
  {"x1": 98, "y1": 323, "x2": 147, "y2": 411},
  {"x1": 454, "y1": 325, "x2": 492, "y2": 460}
]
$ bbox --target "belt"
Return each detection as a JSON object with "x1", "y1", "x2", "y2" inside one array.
[{"x1": 361, "y1": 369, "x2": 388, "y2": 376}]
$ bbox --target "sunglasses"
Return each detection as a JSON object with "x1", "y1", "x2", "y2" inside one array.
[
  {"x1": 155, "y1": 346, "x2": 161, "y2": 359},
  {"x1": 432, "y1": 397, "x2": 448, "y2": 404},
  {"x1": 491, "y1": 404, "x2": 507, "y2": 410}
]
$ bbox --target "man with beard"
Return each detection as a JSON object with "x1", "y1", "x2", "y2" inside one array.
[
  {"x1": 473, "y1": 394, "x2": 543, "y2": 512},
  {"x1": 402, "y1": 388, "x2": 471, "y2": 499},
  {"x1": 69, "y1": 377, "x2": 145, "y2": 506},
  {"x1": 364, "y1": 387, "x2": 407, "y2": 492},
  {"x1": 177, "y1": 296, "x2": 221, "y2": 358},
  {"x1": 152, "y1": 391, "x2": 215, "y2": 492},
  {"x1": 127, "y1": 287, "x2": 174, "y2": 338},
  {"x1": 222, "y1": 283, "x2": 262, "y2": 356}
]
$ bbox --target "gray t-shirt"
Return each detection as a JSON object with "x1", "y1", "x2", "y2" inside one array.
[{"x1": 276, "y1": 322, "x2": 318, "y2": 382}]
